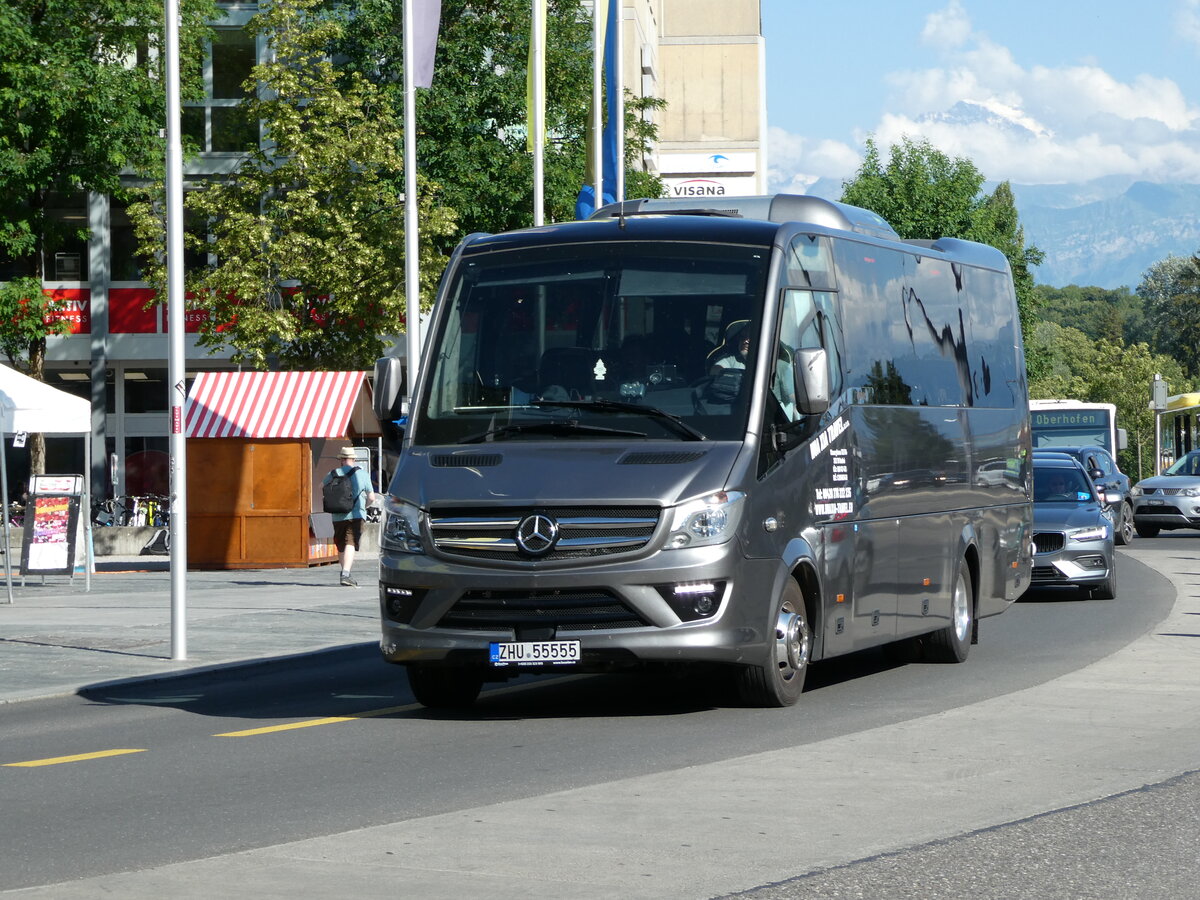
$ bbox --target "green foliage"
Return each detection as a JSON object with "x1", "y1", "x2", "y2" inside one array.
[
  {"x1": 840, "y1": 136, "x2": 1044, "y2": 361},
  {"x1": 1027, "y1": 321, "x2": 1191, "y2": 480},
  {"x1": 1137, "y1": 254, "x2": 1200, "y2": 377},
  {"x1": 334, "y1": 0, "x2": 664, "y2": 244},
  {"x1": 1031, "y1": 283, "x2": 1150, "y2": 346},
  {"x1": 0, "y1": 0, "x2": 214, "y2": 265},
  {"x1": 131, "y1": 0, "x2": 457, "y2": 371},
  {"x1": 0, "y1": 277, "x2": 72, "y2": 373}
]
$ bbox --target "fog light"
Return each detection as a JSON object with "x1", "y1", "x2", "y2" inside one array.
[
  {"x1": 381, "y1": 585, "x2": 423, "y2": 623},
  {"x1": 658, "y1": 581, "x2": 726, "y2": 622},
  {"x1": 1078, "y1": 556, "x2": 1106, "y2": 570}
]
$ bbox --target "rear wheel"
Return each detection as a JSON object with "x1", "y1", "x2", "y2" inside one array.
[
  {"x1": 924, "y1": 559, "x2": 974, "y2": 663},
  {"x1": 1134, "y1": 522, "x2": 1160, "y2": 539},
  {"x1": 1114, "y1": 503, "x2": 1135, "y2": 545},
  {"x1": 736, "y1": 579, "x2": 810, "y2": 707},
  {"x1": 407, "y1": 664, "x2": 484, "y2": 709}
]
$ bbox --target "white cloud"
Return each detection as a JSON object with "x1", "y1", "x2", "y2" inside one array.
[
  {"x1": 1180, "y1": 0, "x2": 1200, "y2": 49},
  {"x1": 771, "y1": 1, "x2": 1200, "y2": 186},
  {"x1": 765, "y1": 127, "x2": 861, "y2": 193}
]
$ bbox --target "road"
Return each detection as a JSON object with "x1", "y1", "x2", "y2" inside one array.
[{"x1": 1, "y1": 538, "x2": 1196, "y2": 897}]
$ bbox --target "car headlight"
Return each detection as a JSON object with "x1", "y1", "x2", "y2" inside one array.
[
  {"x1": 381, "y1": 496, "x2": 424, "y2": 553},
  {"x1": 663, "y1": 491, "x2": 745, "y2": 550},
  {"x1": 1068, "y1": 525, "x2": 1109, "y2": 542},
  {"x1": 1180, "y1": 487, "x2": 1200, "y2": 497},
  {"x1": 1129, "y1": 485, "x2": 1142, "y2": 497}
]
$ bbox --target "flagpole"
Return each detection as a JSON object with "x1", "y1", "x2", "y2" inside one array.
[
  {"x1": 613, "y1": 0, "x2": 623, "y2": 202},
  {"x1": 403, "y1": 0, "x2": 420, "y2": 397},
  {"x1": 591, "y1": 1, "x2": 603, "y2": 209},
  {"x1": 532, "y1": 0, "x2": 546, "y2": 226}
]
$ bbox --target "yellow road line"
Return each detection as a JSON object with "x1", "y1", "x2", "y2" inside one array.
[
  {"x1": 4, "y1": 748, "x2": 147, "y2": 768},
  {"x1": 214, "y1": 704, "x2": 412, "y2": 737}
]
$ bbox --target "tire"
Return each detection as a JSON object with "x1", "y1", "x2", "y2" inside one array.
[
  {"x1": 923, "y1": 559, "x2": 974, "y2": 663},
  {"x1": 1134, "y1": 522, "x2": 1160, "y2": 539},
  {"x1": 1114, "y1": 503, "x2": 1135, "y2": 546},
  {"x1": 736, "y1": 579, "x2": 811, "y2": 707},
  {"x1": 407, "y1": 664, "x2": 483, "y2": 709}
]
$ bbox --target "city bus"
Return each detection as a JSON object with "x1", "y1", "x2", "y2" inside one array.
[
  {"x1": 372, "y1": 194, "x2": 1034, "y2": 709},
  {"x1": 1029, "y1": 400, "x2": 1126, "y2": 455}
]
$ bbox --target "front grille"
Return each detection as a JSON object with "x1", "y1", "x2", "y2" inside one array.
[
  {"x1": 1033, "y1": 532, "x2": 1065, "y2": 553},
  {"x1": 429, "y1": 505, "x2": 660, "y2": 562},
  {"x1": 1032, "y1": 565, "x2": 1066, "y2": 582},
  {"x1": 437, "y1": 588, "x2": 648, "y2": 632}
]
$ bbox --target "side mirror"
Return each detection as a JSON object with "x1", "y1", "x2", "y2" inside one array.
[
  {"x1": 792, "y1": 347, "x2": 830, "y2": 416},
  {"x1": 373, "y1": 357, "x2": 409, "y2": 452}
]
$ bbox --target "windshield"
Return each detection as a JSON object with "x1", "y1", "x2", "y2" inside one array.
[
  {"x1": 1164, "y1": 450, "x2": 1200, "y2": 476},
  {"x1": 1033, "y1": 466, "x2": 1096, "y2": 503},
  {"x1": 414, "y1": 240, "x2": 772, "y2": 445}
]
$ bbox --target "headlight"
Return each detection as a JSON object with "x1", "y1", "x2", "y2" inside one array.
[
  {"x1": 1129, "y1": 485, "x2": 1142, "y2": 497},
  {"x1": 1181, "y1": 487, "x2": 1200, "y2": 497},
  {"x1": 381, "y1": 496, "x2": 424, "y2": 554},
  {"x1": 662, "y1": 491, "x2": 745, "y2": 550},
  {"x1": 1068, "y1": 525, "x2": 1109, "y2": 542}
]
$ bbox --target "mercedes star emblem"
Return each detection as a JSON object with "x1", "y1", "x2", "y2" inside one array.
[{"x1": 515, "y1": 513, "x2": 559, "y2": 555}]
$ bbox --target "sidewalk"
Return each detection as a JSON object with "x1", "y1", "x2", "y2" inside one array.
[{"x1": 0, "y1": 550, "x2": 381, "y2": 705}]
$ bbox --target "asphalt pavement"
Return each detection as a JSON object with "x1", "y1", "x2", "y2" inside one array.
[
  {"x1": 0, "y1": 550, "x2": 381, "y2": 705},
  {"x1": 2, "y1": 543, "x2": 1199, "y2": 898}
]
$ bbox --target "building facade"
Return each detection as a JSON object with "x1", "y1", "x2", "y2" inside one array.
[{"x1": 11, "y1": 0, "x2": 764, "y2": 501}]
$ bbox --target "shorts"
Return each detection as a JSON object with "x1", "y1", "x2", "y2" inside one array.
[{"x1": 333, "y1": 518, "x2": 363, "y2": 552}]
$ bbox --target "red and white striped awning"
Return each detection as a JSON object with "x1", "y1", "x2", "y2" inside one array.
[{"x1": 185, "y1": 371, "x2": 371, "y2": 439}]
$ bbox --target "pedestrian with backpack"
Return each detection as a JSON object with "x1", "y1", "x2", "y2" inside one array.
[{"x1": 322, "y1": 447, "x2": 377, "y2": 587}]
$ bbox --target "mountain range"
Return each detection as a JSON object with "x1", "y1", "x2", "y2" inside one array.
[
  {"x1": 801, "y1": 173, "x2": 1200, "y2": 291},
  {"x1": 796, "y1": 100, "x2": 1200, "y2": 290}
]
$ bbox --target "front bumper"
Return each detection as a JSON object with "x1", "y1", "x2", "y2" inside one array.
[{"x1": 376, "y1": 544, "x2": 784, "y2": 671}]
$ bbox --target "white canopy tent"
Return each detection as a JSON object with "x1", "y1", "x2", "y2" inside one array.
[{"x1": 0, "y1": 365, "x2": 93, "y2": 603}]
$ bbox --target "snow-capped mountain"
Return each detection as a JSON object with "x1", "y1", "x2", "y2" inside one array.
[{"x1": 791, "y1": 175, "x2": 1200, "y2": 290}]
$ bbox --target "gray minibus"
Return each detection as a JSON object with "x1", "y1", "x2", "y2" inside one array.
[{"x1": 372, "y1": 194, "x2": 1033, "y2": 708}]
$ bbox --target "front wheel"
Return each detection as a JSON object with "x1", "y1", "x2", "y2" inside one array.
[
  {"x1": 923, "y1": 560, "x2": 974, "y2": 663},
  {"x1": 407, "y1": 664, "x2": 484, "y2": 709},
  {"x1": 1113, "y1": 503, "x2": 1135, "y2": 545},
  {"x1": 736, "y1": 579, "x2": 811, "y2": 707}
]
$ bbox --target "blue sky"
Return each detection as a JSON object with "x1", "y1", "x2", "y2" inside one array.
[{"x1": 762, "y1": 0, "x2": 1200, "y2": 191}]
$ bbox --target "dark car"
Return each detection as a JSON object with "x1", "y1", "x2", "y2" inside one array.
[
  {"x1": 1130, "y1": 448, "x2": 1200, "y2": 537},
  {"x1": 1032, "y1": 445, "x2": 1133, "y2": 545},
  {"x1": 1026, "y1": 455, "x2": 1116, "y2": 600}
]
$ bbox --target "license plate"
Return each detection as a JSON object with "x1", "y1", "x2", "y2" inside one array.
[
  {"x1": 489, "y1": 640, "x2": 581, "y2": 666},
  {"x1": 1147, "y1": 498, "x2": 1164, "y2": 505}
]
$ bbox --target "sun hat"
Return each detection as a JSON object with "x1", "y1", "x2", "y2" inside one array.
[{"x1": 338, "y1": 446, "x2": 356, "y2": 458}]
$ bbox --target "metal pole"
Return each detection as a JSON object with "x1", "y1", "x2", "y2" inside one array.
[
  {"x1": 613, "y1": 0, "x2": 623, "y2": 203},
  {"x1": 403, "y1": 0, "x2": 421, "y2": 400},
  {"x1": 165, "y1": 0, "x2": 188, "y2": 659},
  {"x1": 2, "y1": 437, "x2": 12, "y2": 604},
  {"x1": 532, "y1": 0, "x2": 545, "y2": 226},
  {"x1": 591, "y1": 2, "x2": 603, "y2": 208}
]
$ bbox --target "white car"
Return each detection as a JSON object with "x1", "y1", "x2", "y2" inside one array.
[{"x1": 1130, "y1": 449, "x2": 1200, "y2": 538}]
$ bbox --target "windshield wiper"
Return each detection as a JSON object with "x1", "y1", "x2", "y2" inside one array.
[
  {"x1": 531, "y1": 399, "x2": 706, "y2": 441},
  {"x1": 458, "y1": 419, "x2": 648, "y2": 444}
]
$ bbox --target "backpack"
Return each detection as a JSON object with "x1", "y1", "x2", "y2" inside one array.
[{"x1": 323, "y1": 466, "x2": 361, "y2": 514}]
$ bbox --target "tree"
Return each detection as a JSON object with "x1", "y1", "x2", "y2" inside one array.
[
  {"x1": 334, "y1": 0, "x2": 664, "y2": 245},
  {"x1": 1137, "y1": 254, "x2": 1200, "y2": 377},
  {"x1": 0, "y1": 0, "x2": 212, "y2": 471},
  {"x1": 840, "y1": 137, "x2": 1044, "y2": 368},
  {"x1": 132, "y1": 0, "x2": 457, "y2": 370},
  {"x1": 1027, "y1": 321, "x2": 1190, "y2": 480}
]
